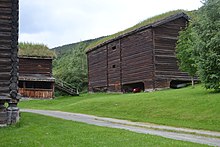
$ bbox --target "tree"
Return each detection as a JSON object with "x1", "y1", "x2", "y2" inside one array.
[
  {"x1": 176, "y1": 0, "x2": 220, "y2": 91},
  {"x1": 53, "y1": 42, "x2": 88, "y2": 92},
  {"x1": 176, "y1": 24, "x2": 197, "y2": 87},
  {"x1": 194, "y1": 0, "x2": 220, "y2": 91}
]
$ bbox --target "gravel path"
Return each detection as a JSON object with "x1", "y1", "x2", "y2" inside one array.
[{"x1": 21, "y1": 109, "x2": 220, "y2": 146}]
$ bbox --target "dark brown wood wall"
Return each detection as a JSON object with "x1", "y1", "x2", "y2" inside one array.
[
  {"x1": 87, "y1": 16, "x2": 191, "y2": 92},
  {"x1": 19, "y1": 58, "x2": 53, "y2": 77},
  {"x1": 88, "y1": 46, "x2": 108, "y2": 91},
  {"x1": 153, "y1": 17, "x2": 190, "y2": 88},
  {"x1": 107, "y1": 40, "x2": 121, "y2": 92},
  {"x1": 121, "y1": 29, "x2": 154, "y2": 89},
  {"x1": 0, "y1": 0, "x2": 19, "y2": 97},
  {"x1": 88, "y1": 29, "x2": 154, "y2": 92}
]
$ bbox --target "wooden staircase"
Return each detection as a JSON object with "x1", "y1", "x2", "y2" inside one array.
[{"x1": 55, "y1": 79, "x2": 79, "y2": 96}]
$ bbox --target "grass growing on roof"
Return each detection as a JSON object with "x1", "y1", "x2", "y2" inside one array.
[
  {"x1": 19, "y1": 42, "x2": 56, "y2": 57},
  {"x1": 0, "y1": 113, "x2": 207, "y2": 147},
  {"x1": 86, "y1": 9, "x2": 189, "y2": 51},
  {"x1": 19, "y1": 85, "x2": 220, "y2": 132}
]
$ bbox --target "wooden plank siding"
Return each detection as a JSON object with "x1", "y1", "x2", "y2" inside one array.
[
  {"x1": 19, "y1": 88, "x2": 53, "y2": 99},
  {"x1": 0, "y1": 0, "x2": 19, "y2": 98},
  {"x1": 107, "y1": 40, "x2": 121, "y2": 92},
  {"x1": 88, "y1": 46, "x2": 108, "y2": 92},
  {"x1": 19, "y1": 57, "x2": 53, "y2": 77},
  {"x1": 153, "y1": 17, "x2": 191, "y2": 88},
  {"x1": 121, "y1": 29, "x2": 154, "y2": 90},
  {"x1": 87, "y1": 13, "x2": 192, "y2": 92}
]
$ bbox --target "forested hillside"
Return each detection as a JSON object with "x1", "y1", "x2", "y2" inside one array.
[{"x1": 52, "y1": 37, "x2": 104, "y2": 92}]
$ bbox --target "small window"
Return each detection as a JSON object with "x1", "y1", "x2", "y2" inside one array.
[
  {"x1": 112, "y1": 65, "x2": 116, "y2": 68},
  {"x1": 112, "y1": 46, "x2": 116, "y2": 50}
]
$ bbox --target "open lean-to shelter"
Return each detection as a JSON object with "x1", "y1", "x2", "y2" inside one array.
[
  {"x1": 86, "y1": 12, "x2": 194, "y2": 93},
  {"x1": 18, "y1": 56, "x2": 55, "y2": 99},
  {"x1": 0, "y1": 0, "x2": 19, "y2": 125}
]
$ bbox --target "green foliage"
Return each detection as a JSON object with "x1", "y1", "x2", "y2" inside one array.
[
  {"x1": 194, "y1": 0, "x2": 220, "y2": 91},
  {"x1": 0, "y1": 113, "x2": 204, "y2": 147},
  {"x1": 19, "y1": 42, "x2": 56, "y2": 57},
  {"x1": 176, "y1": 24, "x2": 197, "y2": 78},
  {"x1": 52, "y1": 39, "x2": 102, "y2": 92},
  {"x1": 86, "y1": 10, "x2": 189, "y2": 51},
  {"x1": 176, "y1": 0, "x2": 220, "y2": 91},
  {"x1": 20, "y1": 85, "x2": 220, "y2": 131}
]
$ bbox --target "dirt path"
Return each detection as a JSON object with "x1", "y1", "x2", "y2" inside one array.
[{"x1": 21, "y1": 109, "x2": 220, "y2": 146}]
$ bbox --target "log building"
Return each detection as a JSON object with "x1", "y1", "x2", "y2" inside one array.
[
  {"x1": 86, "y1": 12, "x2": 193, "y2": 93},
  {"x1": 18, "y1": 56, "x2": 55, "y2": 99},
  {"x1": 0, "y1": 0, "x2": 19, "y2": 125}
]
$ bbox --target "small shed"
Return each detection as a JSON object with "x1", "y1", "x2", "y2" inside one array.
[
  {"x1": 86, "y1": 12, "x2": 193, "y2": 93},
  {"x1": 18, "y1": 56, "x2": 55, "y2": 99}
]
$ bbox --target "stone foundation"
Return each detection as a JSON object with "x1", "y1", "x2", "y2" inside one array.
[{"x1": 0, "y1": 99, "x2": 20, "y2": 126}]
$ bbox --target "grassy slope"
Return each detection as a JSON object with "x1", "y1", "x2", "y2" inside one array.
[
  {"x1": 19, "y1": 85, "x2": 220, "y2": 131},
  {"x1": 0, "y1": 113, "x2": 205, "y2": 147}
]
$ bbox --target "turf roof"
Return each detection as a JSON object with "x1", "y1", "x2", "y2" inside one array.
[
  {"x1": 18, "y1": 42, "x2": 56, "y2": 58},
  {"x1": 86, "y1": 10, "x2": 191, "y2": 52}
]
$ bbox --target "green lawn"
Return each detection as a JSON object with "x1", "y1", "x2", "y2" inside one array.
[
  {"x1": 19, "y1": 85, "x2": 220, "y2": 131},
  {"x1": 0, "y1": 113, "x2": 206, "y2": 147}
]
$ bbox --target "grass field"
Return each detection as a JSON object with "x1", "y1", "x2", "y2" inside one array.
[
  {"x1": 19, "y1": 85, "x2": 220, "y2": 131},
  {"x1": 0, "y1": 113, "x2": 207, "y2": 147}
]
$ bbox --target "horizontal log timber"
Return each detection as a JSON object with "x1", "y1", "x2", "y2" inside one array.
[
  {"x1": 122, "y1": 55, "x2": 152, "y2": 64},
  {"x1": 0, "y1": 87, "x2": 9, "y2": 92},
  {"x1": 121, "y1": 50, "x2": 153, "y2": 60},
  {"x1": 122, "y1": 66, "x2": 153, "y2": 73},
  {"x1": 155, "y1": 49, "x2": 175, "y2": 55},
  {"x1": 89, "y1": 73, "x2": 107, "y2": 79},
  {"x1": 88, "y1": 65, "x2": 106, "y2": 71},
  {"x1": 89, "y1": 82, "x2": 107, "y2": 87},
  {"x1": 121, "y1": 59, "x2": 153, "y2": 67},
  {"x1": 108, "y1": 74, "x2": 121, "y2": 79},
  {"x1": 0, "y1": 45, "x2": 11, "y2": 50},
  {"x1": 155, "y1": 71, "x2": 189, "y2": 76},
  {"x1": 0, "y1": 72, "x2": 11, "y2": 77},
  {"x1": 0, "y1": 40, "x2": 11, "y2": 44}
]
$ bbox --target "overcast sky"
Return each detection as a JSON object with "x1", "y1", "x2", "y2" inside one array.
[{"x1": 19, "y1": 0, "x2": 203, "y2": 48}]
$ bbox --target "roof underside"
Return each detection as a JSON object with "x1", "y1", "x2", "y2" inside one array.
[
  {"x1": 19, "y1": 75, "x2": 55, "y2": 82},
  {"x1": 19, "y1": 55, "x2": 53, "y2": 60}
]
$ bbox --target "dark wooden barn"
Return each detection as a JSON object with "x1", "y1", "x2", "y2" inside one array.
[
  {"x1": 0, "y1": 0, "x2": 19, "y2": 125},
  {"x1": 18, "y1": 56, "x2": 55, "y2": 99},
  {"x1": 86, "y1": 12, "x2": 193, "y2": 93}
]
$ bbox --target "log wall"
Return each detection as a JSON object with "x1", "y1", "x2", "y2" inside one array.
[
  {"x1": 153, "y1": 17, "x2": 191, "y2": 88},
  {"x1": 19, "y1": 57, "x2": 53, "y2": 77},
  {"x1": 121, "y1": 29, "x2": 154, "y2": 90},
  {"x1": 88, "y1": 29, "x2": 154, "y2": 92},
  {"x1": 0, "y1": 0, "x2": 19, "y2": 98},
  {"x1": 88, "y1": 46, "x2": 108, "y2": 92},
  {"x1": 107, "y1": 40, "x2": 121, "y2": 92}
]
